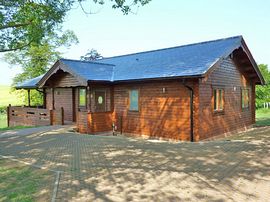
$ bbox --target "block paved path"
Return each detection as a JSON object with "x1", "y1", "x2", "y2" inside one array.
[{"x1": 0, "y1": 126, "x2": 269, "y2": 201}]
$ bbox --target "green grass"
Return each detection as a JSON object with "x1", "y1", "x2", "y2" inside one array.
[
  {"x1": 255, "y1": 108, "x2": 270, "y2": 127},
  {"x1": 0, "y1": 125, "x2": 35, "y2": 131},
  {"x1": 0, "y1": 85, "x2": 24, "y2": 129},
  {"x1": 0, "y1": 113, "x2": 6, "y2": 128},
  {"x1": 0, "y1": 85, "x2": 24, "y2": 107},
  {"x1": 0, "y1": 159, "x2": 53, "y2": 201}
]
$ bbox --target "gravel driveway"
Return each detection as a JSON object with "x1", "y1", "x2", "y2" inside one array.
[{"x1": 0, "y1": 126, "x2": 269, "y2": 201}]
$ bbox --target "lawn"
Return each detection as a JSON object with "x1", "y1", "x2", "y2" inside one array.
[
  {"x1": 0, "y1": 113, "x2": 6, "y2": 128},
  {"x1": 0, "y1": 85, "x2": 24, "y2": 107},
  {"x1": 0, "y1": 85, "x2": 24, "y2": 129},
  {"x1": 0, "y1": 159, "x2": 54, "y2": 201},
  {"x1": 255, "y1": 108, "x2": 270, "y2": 126}
]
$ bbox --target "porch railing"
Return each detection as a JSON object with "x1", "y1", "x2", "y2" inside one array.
[{"x1": 7, "y1": 105, "x2": 64, "y2": 127}]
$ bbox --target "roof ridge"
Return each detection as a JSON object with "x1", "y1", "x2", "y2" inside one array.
[
  {"x1": 101, "y1": 35, "x2": 243, "y2": 60},
  {"x1": 60, "y1": 58, "x2": 115, "y2": 67}
]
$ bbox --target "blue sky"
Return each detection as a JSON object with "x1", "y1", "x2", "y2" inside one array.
[{"x1": 0, "y1": 0, "x2": 270, "y2": 85}]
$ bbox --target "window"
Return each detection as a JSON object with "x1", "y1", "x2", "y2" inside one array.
[
  {"x1": 129, "y1": 89, "x2": 139, "y2": 111},
  {"x1": 79, "y1": 88, "x2": 86, "y2": 107},
  {"x1": 213, "y1": 89, "x2": 224, "y2": 111},
  {"x1": 242, "y1": 89, "x2": 249, "y2": 109},
  {"x1": 95, "y1": 90, "x2": 106, "y2": 112}
]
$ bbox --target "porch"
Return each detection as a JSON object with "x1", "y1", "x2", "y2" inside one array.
[
  {"x1": 7, "y1": 105, "x2": 64, "y2": 127},
  {"x1": 7, "y1": 85, "x2": 115, "y2": 134},
  {"x1": 11, "y1": 63, "x2": 116, "y2": 134}
]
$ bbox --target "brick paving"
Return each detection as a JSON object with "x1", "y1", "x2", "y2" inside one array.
[{"x1": 0, "y1": 126, "x2": 270, "y2": 201}]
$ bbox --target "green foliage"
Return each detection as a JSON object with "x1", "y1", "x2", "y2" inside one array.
[
  {"x1": 255, "y1": 108, "x2": 270, "y2": 127},
  {"x1": 80, "y1": 48, "x2": 103, "y2": 61},
  {"x1": 5, "y1": 31, "x2": 78, "y2": 84},
  {"x1": 0, "y1": 0, "x2": 151, "y2": 52},
  {"x1": 0, "y1": 0, "x2": 70, "y2": 52},
  {"x1": 4, "y1": 31, "x2": 78, "y2": 105},
  {"x1": 0, "y1": 113, "x2": 6, "y2": 128},
  {"x1": 256, "y1": 64, "x2": 270, "y2": 108}
]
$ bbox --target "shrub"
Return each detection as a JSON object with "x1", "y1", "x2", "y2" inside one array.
[{"x1": 0, "y1": 106, "x2": 7, "y2": 114}]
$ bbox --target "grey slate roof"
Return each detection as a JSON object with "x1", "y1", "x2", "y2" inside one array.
[
  {"x1": 60, "y1": 59, "x2": 115, "y2": 81},
  {"x1": 17, "y1": 36, "x2": 254, "y2": 88},
  {"x1": 16, "y1": 74, "x2": 45, "y2": 89},
  {"x1": 100, "y1": 35, "x2": 242, "y2": 81}
]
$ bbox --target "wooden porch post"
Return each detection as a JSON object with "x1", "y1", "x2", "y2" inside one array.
[
  {"x1": 7, "y1": 104, "x2": 11, "y2": 127},
  {"x1": 87, "y1": 86, "x2": 90, "y2": 112},
  {"x1": 110, "y1": 86, "x2": 114, "y2": 112},
  {"x1": 27, "y1": 89, "x2": 31, "y2": 107},
  {"x1": 52, "y1": 88, "x2": 55, "y2": 110},
  {"x1": 89, "y1": 85, "x2": 92, "y2": 112},
  {"x1": 72, "y1": 87, "x2": 76, "y2": 122},
  {"x1": 251, "y1": 82, "x2": 256, "y2": 124},
  {"x1": 43, "y1": 89, "x2": 46, "y2": 109}
]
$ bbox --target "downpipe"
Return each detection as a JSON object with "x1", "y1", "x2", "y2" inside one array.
[{"x1": 182, "y1": 83, "x2": 194, "y2": 142}]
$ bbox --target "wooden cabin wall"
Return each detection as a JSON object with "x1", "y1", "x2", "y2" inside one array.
[
  {"x1": 113, "y1": 80, "x2": 199, "y2": 141},
  {"x1": 198, "y1": 57, "x2": 255, "y2": 140},
  {"x1": 45, "y1": 88, "x2": 73, "y2": 122}
]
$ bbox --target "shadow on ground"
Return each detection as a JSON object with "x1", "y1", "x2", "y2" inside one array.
[{"x1": 0, "y1": 126, "x2": 270, "y2": 201}]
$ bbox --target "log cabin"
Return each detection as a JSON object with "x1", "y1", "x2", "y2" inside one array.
[{"x1": 12, "y1": 36, "x2": 264, "y2": 141}]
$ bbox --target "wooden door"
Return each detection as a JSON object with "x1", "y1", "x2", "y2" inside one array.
[{"x1": 95, "y1": 91, "x2": 106, "y2": 112}]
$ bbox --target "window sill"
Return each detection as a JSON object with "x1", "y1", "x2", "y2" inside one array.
[
  {"x1": 78, "y1": 106, "x2": 87, "y2": 111},
  {"x1": 242, "y1": 107, "x2": 250, "y2": 111},
  {"x1": 128, "y1": 110, "x2": 139, "y2": 113},
  {"x1": 213, "y1": 110, "x2": 225, "y2": 115}
]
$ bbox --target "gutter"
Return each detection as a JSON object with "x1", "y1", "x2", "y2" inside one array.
[{"x1": 182, "y1": 82, "x2": 194, "y2": 142}]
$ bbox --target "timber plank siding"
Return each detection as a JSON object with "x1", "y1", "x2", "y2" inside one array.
[
  {"x1": 198, "y1": 57, "x2": 255, "y2": 140},
  {"x1": 46, "y1": 88, "x2": 74, "y2": 122},
  {"x1": 113, "y1": 80, "x2": 196, "y2": 141}
]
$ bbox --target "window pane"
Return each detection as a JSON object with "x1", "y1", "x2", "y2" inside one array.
[
  {"x1": 214, "y1": 89, "x2": 217, "y2": 110},
  {"x1": 79, "y1": 89, "x2": 86, "y2": 106},
  {"x1": 242, "y1": 90, "x2": 245, "y2": 108},
  {"x1": 130, "y1": 90, "x2": 139, "y2": 111},
  {"x1": 242, "y1": 89, "x2": 249, "y2": 108},
  {"x1": 246, "y1": 90, "x2": 249, "y2": 106},
  {"x1": 214, "y1": 89, "x2": 224, "y2": 111},
  {"x1": 219, "y1": 90, "x2": 223, "y2": 110}
]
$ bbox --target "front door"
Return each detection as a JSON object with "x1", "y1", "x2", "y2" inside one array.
[{"x1": 95, "y1": 91, "x2": 106, "y2": 112}]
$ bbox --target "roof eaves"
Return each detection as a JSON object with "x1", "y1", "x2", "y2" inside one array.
[
  {"x1": 240, "y1": 38, "x2": 265, "y2": 85},
  {"x1": 15, "y1": 85, "x2": 38, "y2": 89},
  {"x1": 112, "y1": 74, "x2": 204, "y2": 83}
]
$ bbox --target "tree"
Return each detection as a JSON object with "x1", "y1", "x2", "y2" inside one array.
[
  {"x1": 4, "y1": 30, "x2": 78, "y2": 105},
  {"x1": 80, "y1": 49, "x2": 102, "y2": 61},
  {"x1": 256, "y1": 64, "x2": 270, "y2": 108},
  {"x1": 0, "y1": 0, "x2": 151, "y2": 52}
]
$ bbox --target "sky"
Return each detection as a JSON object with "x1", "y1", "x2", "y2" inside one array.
[{"x1": 0, "y1": 0, "x2": 270, "y2": 85}]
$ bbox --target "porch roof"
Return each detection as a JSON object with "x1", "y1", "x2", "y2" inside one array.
[{"x1": 16, "y1": 74, "x2": 45, "y2": 89}]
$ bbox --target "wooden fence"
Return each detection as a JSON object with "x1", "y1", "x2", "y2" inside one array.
[{"x1": 7, "y1": 105, "x2": 64, "y2": 127}]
